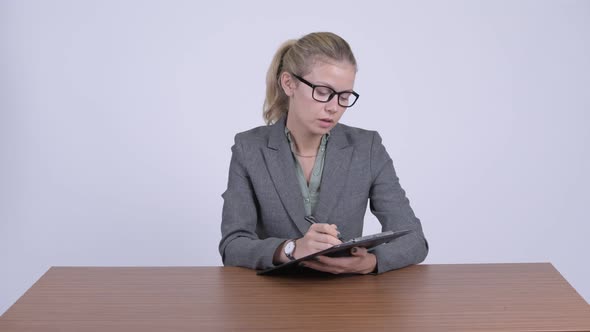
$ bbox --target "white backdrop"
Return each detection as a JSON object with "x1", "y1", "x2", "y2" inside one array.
[{"x1": 1, "y1": 0, "x2": 589, "y2": 315}]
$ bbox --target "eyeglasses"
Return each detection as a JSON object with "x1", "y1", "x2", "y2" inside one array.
[{"x1": 292, "y1": 74, "x2": 359, "y2": 108}]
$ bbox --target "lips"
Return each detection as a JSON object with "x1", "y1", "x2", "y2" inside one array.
[{"x1": 318, "y1": 118, "x2": 333, "y2": 128}]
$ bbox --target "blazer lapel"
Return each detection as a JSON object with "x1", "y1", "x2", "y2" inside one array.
[
  {"x1": 263, "y1": 118, "x2": 309, "y2": 235},
  {"x1": 314, "y1": 124, "x2": 354, "y2": 224}
]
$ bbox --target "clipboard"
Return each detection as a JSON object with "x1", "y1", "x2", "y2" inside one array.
[{"x1": 257, "y1": 229, "x2": 413, "y2": 275}]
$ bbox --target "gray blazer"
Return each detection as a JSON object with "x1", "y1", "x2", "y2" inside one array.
[{"x1": 219, "y1": 117, "x2": 428, "y2": 273}]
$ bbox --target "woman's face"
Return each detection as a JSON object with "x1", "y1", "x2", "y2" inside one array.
[{"x1": 283, "y1": 60, "x2": 356, "y2": 137}]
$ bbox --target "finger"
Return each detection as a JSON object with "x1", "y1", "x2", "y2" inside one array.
[
  {"x1": 310, "y1": 233, "x2": 342, "y2": 246},
  {"x1": 350, "y1": 247, "x2": 368, "y2": 257},
  {"x1": 308, "y1": 228, "x2": 341, "y2": 246},
  {"x1": 310, "y1": 241, "x2": 338, "y2": 252},
  {"x1": 309, "y1": 223, "x2": 341, "y2": 238},
  {"x1": 311, "y1": 255, "x2": 363, "y2": 273},
  {"x1": 301, "y1": 260, "x2": 344, "y2": 274},
  {"x1": 315, "y1": 255, "x2": 355, "y2": 268},
  {"x1": 312, "y1": 254, "x2": 376, "y2": 275}
]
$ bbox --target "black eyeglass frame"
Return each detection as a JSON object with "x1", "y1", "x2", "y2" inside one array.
[{"x1": 292, "y1": 74, "x2": 360, "y2": 108}]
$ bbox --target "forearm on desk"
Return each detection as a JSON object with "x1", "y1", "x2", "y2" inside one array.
[
  {"x1": 372, "y1": 231, "x2": 428, "y2": 273},
  {"x1": 220, "y1": 235, "x2": 286, "y2": 270}
]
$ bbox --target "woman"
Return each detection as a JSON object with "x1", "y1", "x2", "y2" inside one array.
[{"x1": 219, "y1": 32, "x2": 428, "y2": 274}]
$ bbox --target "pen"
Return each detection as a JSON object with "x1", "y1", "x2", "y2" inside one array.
[{"x1": 304, "y1": 215, "x2": 344, "y2": 241}]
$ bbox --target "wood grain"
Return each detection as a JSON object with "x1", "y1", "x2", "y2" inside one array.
[{"x1": 1, "y1": 263, "x2": 589, "y2": 331}]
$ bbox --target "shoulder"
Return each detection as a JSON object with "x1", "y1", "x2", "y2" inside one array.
[
  {"x1": 334, "y1": 122, "x2": 380, "y2": 146},
  {"x1": 233, "y1": 123, "x2": 273, "y2": 147},
  {"x1": 335, "y1": 123, "x2": 390, "y2": 164}
]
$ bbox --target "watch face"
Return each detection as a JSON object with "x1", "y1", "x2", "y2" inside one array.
[{"x1": 285, "y1": 241, "x2": 295, "y2": 255}]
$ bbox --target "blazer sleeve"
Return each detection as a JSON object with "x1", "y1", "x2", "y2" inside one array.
[
  {"x1": 218, "y1": 135, "x2": 285, "y2": 270},
  {"x1": 368, "y1": 131, "x2": 429, "y2": 273}
]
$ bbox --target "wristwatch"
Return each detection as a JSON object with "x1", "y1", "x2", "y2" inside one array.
[{"x1": 284, "y1": 240, "x2": 296, "y2": 261}]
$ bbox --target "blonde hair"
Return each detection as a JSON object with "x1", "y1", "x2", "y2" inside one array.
[{"x1": 262, "y1": 32, "x2": 357, "y2": 124}]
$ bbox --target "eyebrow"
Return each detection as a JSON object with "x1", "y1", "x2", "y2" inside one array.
[
  {"x1": 315, "y1": 81, "x2": 354, "y2": 93},
  {"x1": 294, "y1": 74, "x2": 355, "y2": 93}
]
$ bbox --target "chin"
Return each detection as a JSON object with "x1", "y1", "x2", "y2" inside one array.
[{"x1": 311, "y1": 126, "x2": 331, "y2": 136}]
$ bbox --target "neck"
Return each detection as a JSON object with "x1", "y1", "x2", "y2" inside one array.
[{"x1": 286, "y1": 119, "x2": 322, "y2": 156}]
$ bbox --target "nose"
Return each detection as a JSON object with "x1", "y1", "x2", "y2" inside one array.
[{"x1": 324, "y1": 96, "x2": 340, "y2": 114}]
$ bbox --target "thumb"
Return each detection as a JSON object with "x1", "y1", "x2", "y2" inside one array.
[{"x1": 350, "y1": 247, "x2": 368, "y2": 257}]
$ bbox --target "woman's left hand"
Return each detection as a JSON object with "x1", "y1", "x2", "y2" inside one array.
[{"x1": 300, "y1": 247, "x2": 377, "y2": 274}]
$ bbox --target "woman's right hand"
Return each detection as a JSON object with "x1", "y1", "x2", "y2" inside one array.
[{"x1": 294, "y1": 223, "x2": 342, "y2": 259}]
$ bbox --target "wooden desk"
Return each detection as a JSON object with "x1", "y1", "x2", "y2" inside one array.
[{"x1": 1, "y1": 263, "x2": 589, "y2": 331}]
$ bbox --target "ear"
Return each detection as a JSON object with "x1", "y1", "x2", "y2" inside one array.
[{"x1": 279, "y1": 72, "x2": 296, "y2": 97}]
